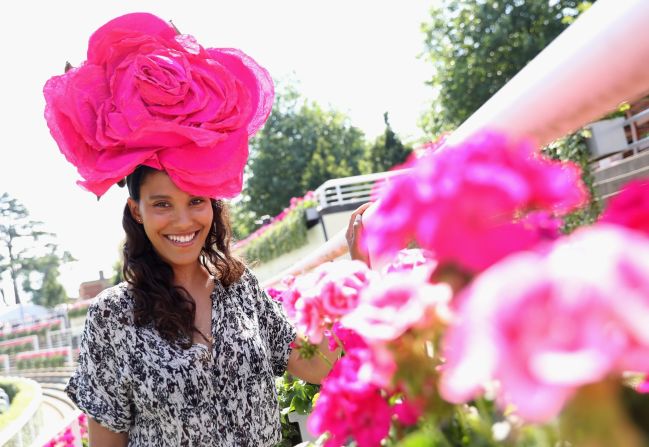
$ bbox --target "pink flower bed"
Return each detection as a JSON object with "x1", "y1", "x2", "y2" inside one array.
[{"x1": 0, "y1": 319, "x2": 62, "y2": 340}]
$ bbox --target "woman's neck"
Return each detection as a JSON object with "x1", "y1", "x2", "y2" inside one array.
[{"x1": 172, "y1": 262, "x2": 210, "y2": 291}]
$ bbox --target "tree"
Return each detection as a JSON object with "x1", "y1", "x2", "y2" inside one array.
[
  {"x1": 362, "y1": 112, "x2": 413, "y2": 173},
  {"x1": 420, "y1": 0, "x2": 594, "y2": 135},
  {"x1": 22, "y1": 248, "x2": 73, "y2": 308},
  {"x1": 0, "y1": 193, "x2": 72, "y2": 307},
  {"x1": 241, "y1": 84, "x2": 366, "y2": 228}
]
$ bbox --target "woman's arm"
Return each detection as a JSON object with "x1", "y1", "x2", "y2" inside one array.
[
  {"x1": 88, "y1": 417, "x2": 129, "y2": 447},
  {"x1": 286, "y1": 336, "x2": 340, "y2": 384}
]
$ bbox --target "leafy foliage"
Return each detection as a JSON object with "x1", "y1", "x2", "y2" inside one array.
[
  {"x1": 241, "y1": 84, "x2": 366, "y2": 233},
  {"x1": 0, "y1": 193, "x2": 72, "y2": 307},
  {"x1": 0, "y1": 377, "x2": 39, "y2": 429},
  {"x1": 543, "y1": 129, "x2": 601, "y2": 232},
  {"x1": 420, "y1": 0, "x2": 594, "y2": 135},
  {"x1": 238, "y1": 198, "x2": 317, "y2": 264},
  {"x1": 275, "y1": 372, "x2": 320, "y2": 446},
  {"x1": 361, "y1": 112, "x2": 413, "y2": 173}
]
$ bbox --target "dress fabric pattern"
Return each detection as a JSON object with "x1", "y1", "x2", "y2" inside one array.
[{"x1": 65, "y1": 269, "x2": 296, "y2": 446}]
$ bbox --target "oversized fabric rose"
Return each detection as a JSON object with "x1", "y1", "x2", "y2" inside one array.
[
  {"x1": 440, "y1": 225, "x2": 649, "y2": 422},
  {"x1": 43, "y1": 12, "x2": 274, "y2": 198}
]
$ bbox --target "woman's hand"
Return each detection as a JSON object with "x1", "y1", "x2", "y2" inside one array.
[{"x1": 345, "y1": 202, "x2": 372, "y2": 267}]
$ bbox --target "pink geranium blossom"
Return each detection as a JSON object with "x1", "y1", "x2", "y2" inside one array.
[
  {"x1": 384, "y1": 248, "x2": 437, "y2": 275},
  {"x1": 308, "y1": 351, "x2": 393, "y2": 447},
  {"x1": 638, "y1": 376, "x2": 649, "y2": 394},
  {"x1": 440, "y1": 225, "x2": 649, "y2": 422},
  {"x1": 599, "y1": 177, "x2": 649, "y2": 236},
  {"x1": 342, "y1": 270, "x2": 452, "y2": 344},
  {"x1": 363, "y1": 130, "x2": 587, "y2": 272},
  {"x1": 281, "y1": 260, "x2": 376, "y2": 343}
]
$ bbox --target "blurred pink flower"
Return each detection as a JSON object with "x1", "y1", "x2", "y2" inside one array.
[
  {"x1": 638, "y1": 376, "x2": 649, "y2": 394},
  {"x1": 364, "y1": 130, "x2": 587, "y2": 272},
  {"x1": 308, "y1": 352, "x2": 393, "y2": 447},
  {"x1": 384, "y1": 248, "x2": 437, "y2": 275},
  {"x1": 342, "y1": 270, "x2": 452, "y2": 344},
  {"x1": 599, "y1": 177, "x2": 649, "y2": 236},
  {"x1": 440, "y1": 225, "x2": 649, "y2": 422},
  {"x1": 281, "y1": 260, "x2": 376, "y2": 343},
  {"x1": 393, "y1": 397, "x2": 423, "y2": 426}
]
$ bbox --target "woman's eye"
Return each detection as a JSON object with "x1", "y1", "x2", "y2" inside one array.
[
  {"x1": 153, "y1": 202, "x2": 170, "y2": 208},
  {"x1": 190, "y1": 198, "x2": 205, "y2": 206}
]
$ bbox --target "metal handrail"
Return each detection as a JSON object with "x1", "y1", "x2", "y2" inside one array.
[{"x1": 314, "y1": 170, "x2": 408, "y2": 208}]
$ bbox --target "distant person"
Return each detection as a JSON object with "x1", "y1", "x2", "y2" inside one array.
[{"x1": 44, "y1": 13, "x2": 340, "y2": 446}]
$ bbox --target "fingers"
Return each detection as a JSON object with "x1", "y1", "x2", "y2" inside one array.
[{"x1": 347, "y1": 202, "x2": 372, "y2": 239}]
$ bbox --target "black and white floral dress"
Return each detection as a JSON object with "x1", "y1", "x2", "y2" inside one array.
[{"x1": 65, "y1": 268, "x2": 297, "y2": 446}]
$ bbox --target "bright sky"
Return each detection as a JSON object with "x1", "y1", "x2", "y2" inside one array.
[{"x1": 0, "y1": 0, "x2": 436, "y2": 301}]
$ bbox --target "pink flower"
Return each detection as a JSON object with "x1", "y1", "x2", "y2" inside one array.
[
  {"x1": 384, "y1": 248, "x2": 437, "y2": 275},
  {"x1": 326, "y1": 322, "x2": 367, "y2": 352},
  {"x1": 342, "y1": 270, "x2": 452, "y2": 344},
  {"x1": 440, "y1": 225, "x2": 649, "y2": 422},
  {"x1": 308, "y1": 352, "x2": 393, "y2": 447},
  {"x1": 393, "y1": 397, "x2": 423, "y2": 426},
  {"x1": 281, "y1": 260, "x2": 375, "y2": 343},
  {"x1": 638, "y1": 376, "x2": 649, "y2": 394},
  {"x1": 599, "y1": 178, "x2": 649, "y2": 236},
  {"x1": 364, "y1": 130, "x2": 587, "y2": 272},
  {"x1": 43, "y1": 13, "x2": 273, "y2": 198}
]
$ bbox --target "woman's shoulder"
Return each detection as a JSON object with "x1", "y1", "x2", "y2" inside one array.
[{"x1": 87, "y1": 282, "x2": 134, "y2": 325}]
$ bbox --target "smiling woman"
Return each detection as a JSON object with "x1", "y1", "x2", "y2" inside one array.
[{"x1": 43, "y1": 12, "x2": 339, "y2": 447}]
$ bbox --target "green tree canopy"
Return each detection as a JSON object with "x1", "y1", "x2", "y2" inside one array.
[
  {"x1": 420, "y1": 0, "x2": 593, "y2": 135},
  {"x1": 361, "y1": 112, "x2": 413, "y2": 173},
  {"x1": 240, "y1": 84, "x2": 367, "y2": 227},
  {"x1": 0, "y1": 193, "x2": 72, "y2": 307}
]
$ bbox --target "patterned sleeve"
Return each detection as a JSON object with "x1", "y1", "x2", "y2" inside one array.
[
  {"x1": 249, "y1": 271, "x2": 297, "y2": 376},
  {"x1": 65, "y1": 292, "x2": 133, "y2": 432}
]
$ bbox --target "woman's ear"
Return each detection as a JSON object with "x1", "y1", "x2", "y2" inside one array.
[{"x1": 127, "y1": 198, "x2": 143, "y2": 223}]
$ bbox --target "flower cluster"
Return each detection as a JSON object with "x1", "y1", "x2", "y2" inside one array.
[
  {"x1": 363, "y1": 130, "x2": 587, "y2": 272},
  {"x1": 42, "y1": 414, "x2": 88, "y2": 447},
  {"x1": 0, "y1": 319, "x2": 62, "y2": 341},
  {"x1": 440, "y1": 225, "x2": 649, "y2": 421},
  {"x1": 276, "y1": 130, "x2": 649, "y2": 446},
  {"x1": 16, "y1": 347, "x2": 71, "y2": 370}
]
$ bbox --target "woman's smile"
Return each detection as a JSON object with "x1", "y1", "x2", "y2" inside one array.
[{"x1": 164, "y1": 230, "x2": 201, "y2": 246}]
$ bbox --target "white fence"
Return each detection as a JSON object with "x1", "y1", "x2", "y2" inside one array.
[{"x1": 314, "y1": 170, "x2": 407, "y2": 209}]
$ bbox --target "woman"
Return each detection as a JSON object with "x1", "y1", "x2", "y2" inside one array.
[{"x1": 43, "y1": 12, "x2": 342, "y2": 446}]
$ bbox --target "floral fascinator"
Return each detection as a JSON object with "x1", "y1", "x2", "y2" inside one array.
[{"x1": 44, "y1": 12, "x2": 274, "y2": 199}]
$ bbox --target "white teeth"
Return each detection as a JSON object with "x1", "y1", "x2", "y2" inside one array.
[{"x1": 166, "y1": 232, "x2": 197, "y2": 243}]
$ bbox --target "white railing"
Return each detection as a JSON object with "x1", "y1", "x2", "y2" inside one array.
[
  {"x1": 263, "y1": 0, "x2": 649, "y2": 288},
  {"x1": 624, "y1": 107, "x2": 649, "y2": 154},
  {"x1": 0, "y1": 378, "x2": 43, "y2": 447},
  {"x1": 0, "y1": 335, "x2": 39, "y2": 352},
  {"x1": 313, "y1": 170, "x2": 408, "y2": 209},
  {"x1": 46, "y1": 327, "x2": 83, "y2": 350}
]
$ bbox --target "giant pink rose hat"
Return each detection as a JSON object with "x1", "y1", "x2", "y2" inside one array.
[{"x1": 44, "y1": 12, "x2": 274, "y2": 198}]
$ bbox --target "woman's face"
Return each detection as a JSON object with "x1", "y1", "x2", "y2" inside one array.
[{"x1": 127, "y1": 170, "x2": 213, "y2": 270}]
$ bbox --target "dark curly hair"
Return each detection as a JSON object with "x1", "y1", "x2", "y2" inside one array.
[{"x1": 121, "y1": 166, "x2": 245, "y2": 349}]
